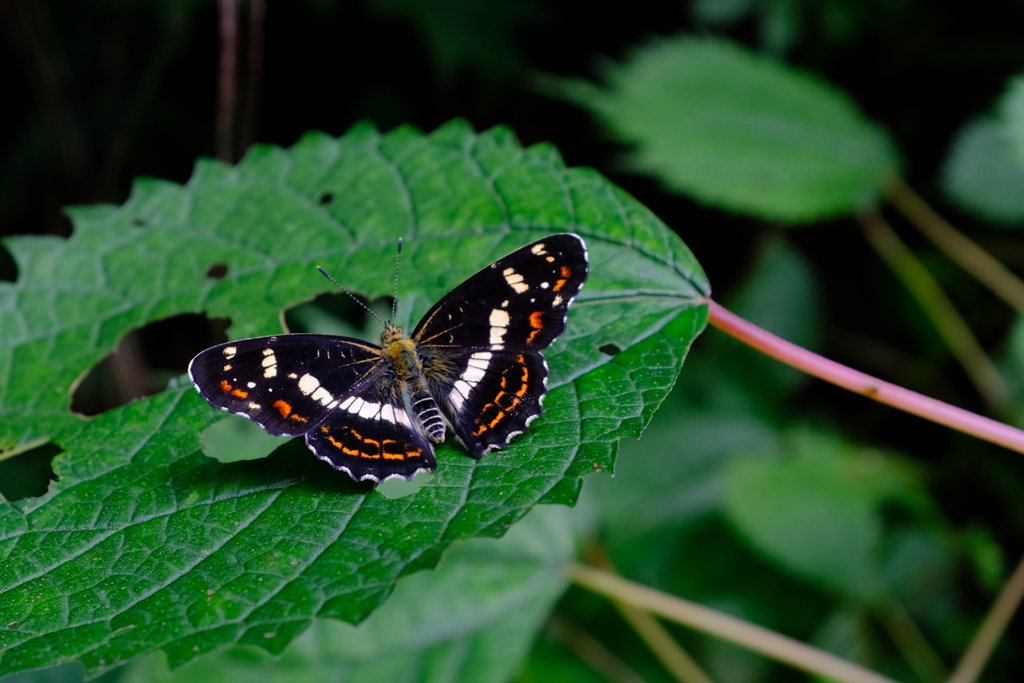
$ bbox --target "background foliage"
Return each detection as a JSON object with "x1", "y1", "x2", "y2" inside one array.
[{"x1": 4, "y1": 0, "x2": 1024, "y2": 682}]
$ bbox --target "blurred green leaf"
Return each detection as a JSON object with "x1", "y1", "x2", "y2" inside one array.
[
  {"x1": 117, "y1": 504, "x2": 575, "y2": 683},
  {"x1": 550, "y1": 36, "x2": 899, "y2": 222},
  {"x1": 941, "y1": 118, "x2": 1024, "y2": 226},
  {"x1": 0, "y1": 120, "x2": 708, "y2": 677},
  {"x1": 365, "y1": 0, "x2": 539, "y2": 82},
  {"x1": 1000, "y1": 73, "x2": 1024, "y2": 165},
  {"x1": 720, "y1": 237, "x2": 821, "y2": 403},
  {"x1": 724, "y1": 430, "x2": 922, "y2": 599}
]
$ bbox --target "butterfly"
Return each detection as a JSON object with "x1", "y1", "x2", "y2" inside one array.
[{"x1": 188, "y1": 234, "x2": 589, "y2": 483}]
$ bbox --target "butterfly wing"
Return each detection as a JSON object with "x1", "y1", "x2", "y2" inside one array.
[
  {"x1": 413, "y1": 234, "x2": 588, "y2": 457},
  {"x1": 305, "y1": 379, "x2": 437, "y2": 482},
  {"x1": 188, "y1": 334, "x2": 383, "y2": 436},
  {"x1": 412, "y1": 233, "x2": 589, "y2": 353}
]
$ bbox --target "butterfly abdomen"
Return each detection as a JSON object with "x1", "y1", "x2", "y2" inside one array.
[{"x1": 411, "y1": 386, "x2": 446, "y2": 443}]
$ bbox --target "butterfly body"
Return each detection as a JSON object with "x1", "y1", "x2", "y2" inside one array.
[{"x1": 189, "y1": 233, "x2": 588, "y2": 483}]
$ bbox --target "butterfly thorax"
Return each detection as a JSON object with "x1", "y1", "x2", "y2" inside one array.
[
  {"x1": 381, "y1": 325, "x2": 422, "y2": 381},
  {"x1": 381, "y1": 324, "x2": 445, "y2": 443}
]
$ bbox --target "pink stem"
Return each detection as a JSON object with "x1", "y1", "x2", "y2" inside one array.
[{"x1": 706, "y1": 299, "x2": 1024, "y2": 455}]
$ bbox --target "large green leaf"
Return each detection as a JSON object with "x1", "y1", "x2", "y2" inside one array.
[
  {"x1": 0, "y1": 120, "x2": 707, "y2": 677},
  {"x1": 116, "y1": 504, "x2": 575, "y2": 683},
  {"x1": 550, "y1": 36, "x2": 899, "y2": 223}
]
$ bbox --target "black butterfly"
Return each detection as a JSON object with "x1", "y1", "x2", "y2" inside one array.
[{"x1": 188, "y1": 234, "x2": 589, "y2": 482}]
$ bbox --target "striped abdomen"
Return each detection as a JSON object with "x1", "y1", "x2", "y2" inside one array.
[{"x1": 411, "y1": 386, "x2": 446, "y2": 442}]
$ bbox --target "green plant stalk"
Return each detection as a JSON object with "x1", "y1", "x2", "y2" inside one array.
[
  {"x1": 705, "y1": 300, "x2": 1024, "y2": 454},
  {"x1": 874, "y1": 598, "x2": 948, "y2": 683},
  {"x1": 948, "y1": 552, "x2": 1024, "y2": 683},
  {"x1": 888, "y1": 178, "x2": 1024, "y2": 315},
  {"x1": 567, "y1": 563, "x2": 900, "y2": 683},
  {"x1": 858, "y1": 209, "x2": 1010, "y2": 410},
  {"x1": 548, "y1": 612, "x2": 648, "y2": 683},
  {"x1": 614, "y1": 602, "x2": 717, "y2": 683}
]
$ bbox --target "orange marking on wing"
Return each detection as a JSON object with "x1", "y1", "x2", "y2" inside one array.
[
  {"x1": 526, "y1": 329, "x2": 540, "y2": 344},
  {"x1": 516, "y1": 366, "x2": 530, "y2": 397},
  {"x1": 320, "y1": 425, "x2": 330, "y2": 433},
  {"x1": 290, "y1": 414, "x2": 308, "y2": 423},
  {"x1": 529, "y1": 311, "x2": 544, "y2": 329},
  {"x1": 553, "y1": 278, "x2": 568, "y2": 291},
  {"x1": 274, "y1": 399, "x2": 293, "y2": 417},
  {"x1": 220, "y1": 380, "x2": 233, "y2": 393},
  {"x1": 516, "y1": 354, "x2": 525, "y2": 363},
  {"x1": 406, "y1": 448, "x2": 423, "y2": 458},
  {"x1": 560, "y1": 266, "x2": 572, "y2": 277},
  {"x1": 328, "y1": 436, "x2": 343, "y2": 449},
  {"x1": 474, "y1": 424, "x2": 488, "y2": 436},
  {"x1": 381, "y1": 439, "x2": 405, "y2": 460},
  {"x1": 231, "y1": 389, "x2": 249, "y2": 399},
  {"x1": 493, "y1": 390, "x2": 506, "y2": 408},
  {"x1": 489, "y1": 411, "x2": 506, "y2": 428}
]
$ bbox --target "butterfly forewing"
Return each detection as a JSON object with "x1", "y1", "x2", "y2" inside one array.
[
  {"x1": 414, "y1": 234, "x2": 589, "y2": 457},
  {"x1": 412, "y1": 233, "x2": 589, "y2": 352},
  {"x1": 188, "y1": 334, "x2": 383, "y2": 436}
]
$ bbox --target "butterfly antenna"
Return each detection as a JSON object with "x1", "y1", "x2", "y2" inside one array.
[
  {"x1": 390, "y1": 237, "x2": 403, "y2": 325},
  {"x1": 315, "y1": 266, "x2": 389, "y2": 328}
]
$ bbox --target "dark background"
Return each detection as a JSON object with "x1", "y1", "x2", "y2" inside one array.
[{"x1": 4, "y1": 0, "x2": 1024, "y2": 680}]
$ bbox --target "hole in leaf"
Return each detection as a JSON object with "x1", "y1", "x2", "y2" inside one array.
[
  {"x1": 319, "y1": 192, "x2": 334, "y2": 205},
  {"x1": 0, "y1": 441, "x2": 62, "y2": 501},
  {"x1": 0, "y1": 243, "x2": 16, "y2": 282},
  {"x1": 201, "y1": 415, "x2": 289, "y2": 463},
  {"x1": 599, "y1": 343, "x2": 621, "y2": 356},
  {"x1": 132, "y1": 217, "x2": 146, "y2": 227},
  {"x1": 71, "y1": 313, "x2": 230, "y2": 416},
  {"x1": 284, "y1": 290, "x2": 392, "y2": 339},
  {"x1": 206, "y1": 263, "x2": 229, "y2": 280},
  {"x1": 377, "y1": 470, "x2": 434, "y2": 499}
]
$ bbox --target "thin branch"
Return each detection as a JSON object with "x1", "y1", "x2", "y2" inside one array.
[
  {"x1": 887, "y1": 177, "x2": 1024, "y2": 315},
  {"x1": 216, "y1": 0, "x2": 239, "y2": 163},
  {"x1": 240, "y1": 0, "x2": 265, "y2": 153},
  {"x1": 858, "y1": 210, "x2": 1009, "y2": 410},
  {"x1": 948, "y1": 552, "x2": 1024, "y2": 683},
  {"x1": 705, "y1": 299, "x2": 1024, "y2": 455},
  {"x1": 616, "y1": 602, "x2": 716, "y2": 683},
  {"x1": 587, "y1": 543, "x2": 716, "y2": 683},
  {"x1": 873, "y1": 598, "x2": 948, "y2": 683},
  {"x1": 547, "y1": 612, "x2": 650, "y2": 683},
  {"x1": 568, "y1": 563, "x2": 900, "y2": 683}
]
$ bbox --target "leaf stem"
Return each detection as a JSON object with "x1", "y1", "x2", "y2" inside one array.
[
  {"x1": 616, "y1": 602, "x2": 716, "y2": 683},
  {"x1": 948, "y1": 552, "x2": 1024, "y2": 683},
  {"x1": 857, "y1": 209, "x2": 1009, "y2": 410},
  {"x1": 873, "y1": 598, "x2": 948, "y2": 683},
  {"x1": 547, "y1": 612, "x2": 648, "y2": 683},
  {"x1": 567, "y1": 562, "x2": 900, "y2": 683},
  {"x1": 705, "y1": 299, "x2": 1024, "y2": 455},
  {"x1": 887, "y1": 177, "x2": 1024, "y2": 315}
]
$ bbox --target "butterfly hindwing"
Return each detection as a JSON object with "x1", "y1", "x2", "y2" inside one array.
[
  {"x1": 305, "y1": 381, "x2": 437, "y2": 481},
  {"x1": 188, "y1": 334, "x2": 383, "y2": 436},
  {"x1": 412, "y1": 233, "x2": 589, "y2": 352},
  {"x1": 430, "y1": 349, "x2": 549, "y2": 458}
]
